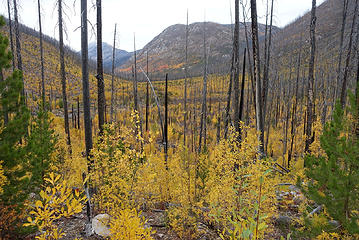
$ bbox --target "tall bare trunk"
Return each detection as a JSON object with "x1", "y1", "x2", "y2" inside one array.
[
  {"x1": 77, "y1": 97, "x2": 80, "y2": 129},
  {"x1": 110, "y1": 24, "x2": 116, "y2": 122},
  {"x1": 183, "y1": 10, "x2": 189, "y2": 146},
  {"x1": 263, "y1": 0, "x2": 274, "y2": 120},
  {"x1": 198, "y1": 21, "x2": 208, "y2": 153},
  {"x1": 335, "y1": 0, "x2": 348, "y2": 102},
  {"x1": 37, "y1": 0, "x2": 45, "y2": 108},
  {"x1": 81, "y1": 0, "x2": 93, "y2": 163},
  {"x1": 250, "y1": 0, "x2": 264, "y2": 157},
  {"x1": 241, "y1": 0, "x2": 256, "y2": 114},
  {"x1": 96, "y1": 0, "x2": 105, "y2": 134},
  {"x1": 58, "y1": 0, "x2": 71, "y2": 150},
  {"x1": 288, "y1": 45, "x2": 302, "y2": 167},
  {"x1": 305, "y1": 0, "x2": 317, "y2": 153},
  {"x1": 340, "y1": 0, "x2": 358, "y2": 107},
  {"x1": 164, "y1": 73, "x2": 169, "y2": 173},
  {"x1": 13, "y1": 0, "x2": 24, "y2": 100},
  {"x1": 7, "y1": 0, "x2": 15, "y2": 71},
  {"x1": 146, "y1": 51, "x2": 149, "y2": 131},
  {"x1": 233, "y1": 0, "x2": 241, "y2": 139},
  {"x1": 238, "y1": 49, "x2": 246, "y2": 142},
  {"x1": 224, "y1": 51, "x2": 234, "y2": 139}
]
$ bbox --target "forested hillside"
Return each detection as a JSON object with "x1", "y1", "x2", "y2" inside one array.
[{"x1": 0, "y1": 0, "x2": 358, "y2": 239}]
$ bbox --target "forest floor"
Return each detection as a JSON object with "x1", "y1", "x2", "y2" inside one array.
[{"x1": 25, "y1": 187, "x2": 300, "y2": 239}]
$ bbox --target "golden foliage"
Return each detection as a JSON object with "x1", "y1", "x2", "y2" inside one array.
[{"x1": 24, "y1": 172, "x2": 87, "y2": 240}]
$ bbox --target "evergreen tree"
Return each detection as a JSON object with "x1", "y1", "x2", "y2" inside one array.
[
  {"x1": 0, "y1": 16, "x2": 30, "y2": 206},
  {"x1": 299, "y1": 98, "x2": 359, "y2": 235},
  {"x1": 26, "y1": 108, "x2": 58, "y2": 191}
]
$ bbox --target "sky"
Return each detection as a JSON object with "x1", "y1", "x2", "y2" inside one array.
[{"x1": 0, "y1": 0, "x2": 326, "y2": 52}]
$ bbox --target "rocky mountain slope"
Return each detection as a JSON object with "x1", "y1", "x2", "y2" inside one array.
[
  {"x1": 88, "y1": 42, "x2": 132, "y2": 71},
  {"x1": 118, "y1": 22, "x2": 275, "y2": 79}
]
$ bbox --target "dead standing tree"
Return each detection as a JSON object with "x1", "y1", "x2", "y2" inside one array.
[
  {"x1": 58, "y1": 0, "x2": 71, "y2": 151},
  {"x1": 198, "y1": 20, "x2": 208, "y2": 153},
  {"x1": 340, "y1": 0, "x2": 358, "y2": 107},
  {"x1": 110, "y1": 24, "x2": 116, "y2": 122},
  {"x1": 334, "y1": 0, "x2": 348, "y2": 103},
  {"x1": 7, "y1": 0, "x2": 15, "y2": 71},
  {"x1": 233, "y1": 0, "x2": 241, "y2": 141},
  {"x1": 13, "y1": 0, "x2": 25, "y2": 101},
  {"x1": 37, "y1": 0, "x2": 45, "y2": 107},
  {"x1": 305, "y1": 0, "x2": 317, "y2": 154},
  {"x1": 81, "y1": 0, "x2": 93, "y2": 164},
  {"x1": 250, "y1": 0, "x2": 265, "y2": 157},
  {"x1": 96, "y1": 0, "x2": 106, "y2": 134},
  {"x1": 183, "y1": 10, "x2": 189, "y2": 146}
]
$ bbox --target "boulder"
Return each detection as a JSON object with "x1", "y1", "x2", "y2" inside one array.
[{"x1": 92, "y1": 214, "x2": 111, "y2": 237}]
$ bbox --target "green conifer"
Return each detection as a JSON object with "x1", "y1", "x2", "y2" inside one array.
[
  {"x1": 299, "y1": 97, "x2": 359, "y2": 235},
  {"x1": 0, "y1": 16, "x2": 30, "y2": 206}
]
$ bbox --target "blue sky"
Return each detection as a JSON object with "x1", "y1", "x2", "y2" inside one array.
[{"x1": 0, "y1": 0, "x2": 326, "y2": 52}]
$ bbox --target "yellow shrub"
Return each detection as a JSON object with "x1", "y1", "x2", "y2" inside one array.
[
  {"x1": 24, "y1": 172, "x2": 87, "y2": 240},
  {"x1": 110, "y1": 208, "x2": 153, "y2": 240}
]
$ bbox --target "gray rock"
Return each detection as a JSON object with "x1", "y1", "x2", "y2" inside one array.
[{"x1": 92, "y1": 214, "x2": 111, "y2": 237}]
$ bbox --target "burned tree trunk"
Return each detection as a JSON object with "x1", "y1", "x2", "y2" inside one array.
[
  {"x1": 38, "y1": 0, "x2": 45, "y2": 107},
  {"x1": 250, "y1": 0, "x2": 265, "y2": 157},
  {"x1": 263, "y1": 0, "x2": 274, "y2": 120},
  {"x1": 146, "y1": 51, "x2": 149, "y2": 132},
  {"x1": 335, "y1": 0, "x2": 348, "y2": 102},
  {"x1": 224, "y1": 51, "x2": 234, "y2": 139},
  {"x1": 198, "y1": 21, "x2": 208, "y2": 153},
  {"x1": 288, "y1": 47, "x2": 302, "y2": 167},
  {"x1": 340, "y1": 0, "x2": 358, "y2": 107},
  {"x1": 183, "y1": 10, "x2": 189, "y2": 146},
  {"x1": 233, "y1": 0, "x2": 241, "y2": 139},
  {"x1": 58, "y1": 0, "x2": 71, "y2": 150},
  {"x1": 305, "y1": 0, "x2": 317, "y2": 154},
  {"x1": 110, "y1": 24, "x2": 116, "y2": 122},
  {"x1": 238, "y1": 49, "x2": 246, "y2": 142},
  {"x1": 7, "y1": 0, "x2": 15, "y2": 71},
  {"x1": 81, "y1": 0, "x2": 93, "y2": 163},
  {"x1": 13, "y1": 0, "x2": 24, "y2": 100},
  {"x1": 96, "y1": 0, "x2": 106, "y2": 134}
]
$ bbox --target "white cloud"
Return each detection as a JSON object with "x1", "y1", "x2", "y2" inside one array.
[{"x1": 0, "y1": 0, "x2": 327, "y2": 51}]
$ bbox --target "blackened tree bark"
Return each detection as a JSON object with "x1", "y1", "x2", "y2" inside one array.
[
  {"x1": 238, "y1": 49, "x2": 246, "y2": 142},
  {"x1": 77, "y1": 97, "x2": 80, "y2": 129},
  {"x1": 164, "y1": 73, "x2": 169, "y2": 172},
  {"x1": 37, "y1": 0, "x2": 45, "y2": 107},
  {"x1": 7, "y1": 0, "x2": 15, "y2": 71},
  {"x1": 335, "y1": 0, "x2": 348, "y2": 102},
  {"x1": 198, "y1": 21, "x2": 208, "y2": 153},
  {"x1": 305, "y1": 0, "x2": 317, "y2": 153},
  {"x1": 263, "y1": 0, "x2": 274, "y2": 120},
  {"x1": 340, "y1": 0, "x2": 358, "y2": 107},
  {"x1": 233, "y1": 0, "x2": 241, "y2": 139},
  {"x1": 146, "y1": 51, "x2": 149, "y2": 132},
  {"x1": 13, "y1": 0, "x2": 24, "y2": 100},
  {"x1": 96, "y1": 0, "x2": 105, "y2": 135},
  {"x1": 110, "y1": 24, "x2": 116, "y2": 122},
  {"x1": 58, "y1": 0, "x2": 71, "y2": 150},
  {"x1": 250, "y1": 0, "x2": 265, "y2": 157},
  {"x1": 183, "y1": 10, "x2": 189, "y2": 146},
  {"x1": 81, "y1": 0, "x2": 93, "y2": 163},
  {"x1": 240, "y1": 0, "x2": 256, "y2": 113},
  {"x1": 224, "y1": 51, "x2": 234, "y2": 139},
  {"x1": 288, "y1": 45, "x2": 302, "y2": 167}
]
